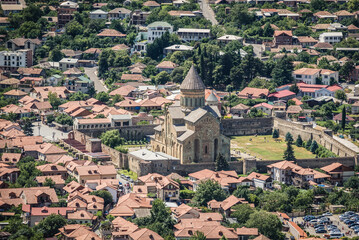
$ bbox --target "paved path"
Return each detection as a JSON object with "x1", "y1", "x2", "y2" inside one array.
[
  {"x1": 32, "y1": 122, "x2": 68, "y2": 142},
  {"x1": 244, "y1": 43, "x2": 263, "y2": 58},
  {"x1": 200, "y1": 0, "x2": 218, "y2": 25},
  {"x1": 84, "y1": 67, "x2": 108, "y2": 93}
]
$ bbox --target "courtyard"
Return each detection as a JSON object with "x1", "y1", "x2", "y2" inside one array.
[{"x1": 231, "y1": 135, "x2": 316, "y2": 160}]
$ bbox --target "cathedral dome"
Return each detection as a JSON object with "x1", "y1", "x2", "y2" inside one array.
[
  {"x1": 180, "y1": 65, "x2": 205, "y2": 91},
  {"x1": 206, "y1": 91, "x2": 218, "y2": 103}
]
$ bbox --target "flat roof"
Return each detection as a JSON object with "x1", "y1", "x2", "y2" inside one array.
[
  {"x1": 177, "y1": 28, "x2": 210, "y2": 33},
  {"x1": 129, "y1": 149, "x2": 179, "y2": 161}
]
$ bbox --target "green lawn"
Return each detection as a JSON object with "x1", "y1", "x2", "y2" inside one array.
[
  {"x1": 118, "y1": 169, "x2": 138, "y2": 180},
  {"x1": 231, "y1": 135, "x2": 315, "y2": 160}
]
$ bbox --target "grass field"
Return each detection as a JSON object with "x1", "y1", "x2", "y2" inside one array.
[{"x1": 231, "y1": 135, "x2": 315, "y2": 160}]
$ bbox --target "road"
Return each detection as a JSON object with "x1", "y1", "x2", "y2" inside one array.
[
  {"x1": 84, "y1": 67, "x2": 108, "y2": 93},
  {"x1": 32, "y1": 122, "x2": 68, "y2": 142},
  {"x1": 200, "y1": 0, "x2": 218, "y2": 25}
]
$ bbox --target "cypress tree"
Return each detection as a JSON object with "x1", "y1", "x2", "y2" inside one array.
[
  {"x1": 310, "y1": 140, "x2": 319, "y2": 153},
  {"x1": 283, "y1": 139, "x2": 296, "y2": 162},
  {"x1": 285, "y1": 132, "x2": 293, "y2": 142},
  {"x1": 306, "y1": 139, "x2": 312, "y2": 150},
  {"x1": 342, "y1": 107, "x2": 346, "y2": 131},
  {"x1": 215, "y1": 153, "x2": 229, "y2": 171},
  {"x1": 272, "y1": 129, "x2": 279, "y2": 138},
  {"x1": 296, "y1": 135, "x2": 303, "y2": 147}
]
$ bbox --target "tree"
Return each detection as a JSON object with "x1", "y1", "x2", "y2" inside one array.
[
  {"x1": 134, "y1": 199, "x2": 175, "y2": 237},
  {"x1": 49, "y1": 49, "x2": 64, "y2": 62},
  {"x1": 296, "y1": 135, "x2": 303, "y2": 147},
  {"x1": 342, "y1": 107, "x2": 346, "y2": 131},
  {"x1": 334, "y1": 90, "x2": 347, "y2": 104},
  {"x1": 349, "y1": 0, "x2": 359, "y2": 11},
  {"x1": 310, "y1": 140, "x2": 319, "y2": 153},
  {"x1": 215, "y1": 153, "x2": 229, "y2": 171},
  {"x1": 344, "y1": 176, "x2": 359, "y2": 192},
  {"x1": 231, "y1": 204, "x2": 255, "y2": 225},
  {"x1": 190, "y1": 231, "x2": 206, "y2": 240},
  {"x1": 310, "y1": 0, "x2": 326, "y2": 10},
  {"x1": 69, "y1": 91, "x2": 89, "y2": 101},
  {"x1": 48, "y1": 91, "x2": 64, "y2": 109},
  {"x1": 283, "y1": 139, "x2": 296, "y2": 162},
  {"x1": 44, "y1": 177, "x2": 55, "y2": 188},
  {"x1": 95, "y1": 91, "x2": 110, "y2": 103},
  {"x1": 272, "y1": 129, "x2": 279, "y2": 138},
  {"x1": 154, "y1": 71, "x2": 171, "y2": 85},
  {"x1": 21, "y1": 117, "x2": 33, "y2": 136},
  {"x1": 55, "y1": 113, "x2": 73, "y2": 126},
  {"x1": 271, "y1": 55, "x2": 293, "y2": 86},
  {"x1": 18, "y1": 21, "x2": 41, "y2": 38},
  {"x1": 90, "y1": 190, "x2": 113, "y2": 206},
  {"x1": 100, "y1": 130, "x2": 125, "y2": 148},
  {"x1": 246, "y1": 211, "x2": 284, "y2": 240},
  {"x1": 340, "y1": 61, "x2": 355, "y2": 81},
  {"x1": 65, "y1": 21, "x2": 84, "y2": 37},
  {"x1": 193, "y1": 179, "x2": 227, "y2": 206},
  {"x1": 289, "y1": 84, "x2": 299, "y2": 95},
  {"x1": 305, "y1": 139, "x2": 312, "y2": 150},
  {"x1": 34, "y1": 214, "x2": 66, "y2": 238},
  {"x1": 285, "y1": 132, "x2": 293, "y2": 142}
]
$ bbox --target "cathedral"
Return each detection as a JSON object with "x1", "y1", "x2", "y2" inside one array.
[{"x1": 150, "y1": 65, "x2": 230, "y2": 164}]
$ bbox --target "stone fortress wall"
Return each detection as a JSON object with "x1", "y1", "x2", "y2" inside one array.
[{"x1": 74, "y1": 116, "x2": 358, "y2": 175}]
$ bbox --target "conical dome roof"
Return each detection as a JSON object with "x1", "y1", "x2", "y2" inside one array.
[
  {"x1": 180, "y1": 65, "x2": 205, "y2": 90},
  {"x1": 207, "y1": 91, "x2": 218, "y2": 102}
]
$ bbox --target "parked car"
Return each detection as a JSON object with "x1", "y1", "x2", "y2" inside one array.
[
  {"x1": 316, "y1": 228, "x2": 327, "y2": 233},
  {"x1": 323, "y1": 212, "x2": 333, "y2": 216}
]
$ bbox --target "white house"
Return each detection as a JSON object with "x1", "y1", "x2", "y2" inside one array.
[
  {"x1": 177, "y1": 28, "x2": 211, "y2": 41},
  {"x1": 0, "y1": 49, "x2": 33, "y2": 72},
  {"x1": 293, "y1": 68, "x2": 339, "y2": 85},
  {"x1": 147, "y1": 21, "x2": 173, "y2": 43},
  {"x1": 293, "y1": 68, "x2": 321, "y2": 85},
  {"x1": 319, "y1": 32, "x2": 343, "y2": 45},
  {"x1": 59, "y1": 58, "x2": 78, "y2": 71},
  {"x1": 108, "y1": 8, "x2": 131, "y2": 20},
  {"x1": 89, "y1": 10, "x2": 108, "y2": 20},
  {"x1": 252, "y1": 102, "x2": 273, "y2": 115}
]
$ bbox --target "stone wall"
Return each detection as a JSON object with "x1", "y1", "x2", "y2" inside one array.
[
  {"x1": 273, "y1": 118, "x2": 359, "y2": 161},
  {"x1": 76, "y1": 124, "x2": 158, "y2": 140},
  {"x1": 174, "y1": 159, "x2": 244, "y2": 175},
  {"x1": 221, "y1": 118, "x2": 273, "y2": 136},
  {"x1": 101, "y1": 144, "x2": 128, "y2": 168}
]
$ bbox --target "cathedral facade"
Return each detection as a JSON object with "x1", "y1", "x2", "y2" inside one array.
[{"x1": 150, "y1": 65, "x2": 230, "y2": 164}]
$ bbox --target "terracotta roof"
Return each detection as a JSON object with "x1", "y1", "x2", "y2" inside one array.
[
  {"x1": 143, "y1": 1, "x2": 160, "y2": 6},
  {"x1": 317, "y1": 55, "x2": 338, "y2": 62},
  {"x1": 68, "y1": 210, "x2": 95, "y2": 220},
  {"x1": 199, "y1": 212, "x2": 223, "y2": 221},
  {"x1": 268, "y1": 90, "x2": 295, "y2": 99},
  {"x1": 4, "y1": 89, "x2": 27, "y2": 96},
  {"x1": 236, "y1": 227, "x2": 259, "y2": 236},
  {"x1": 333, "y1": 112, "x2": 355, "y2": 121},
  {"x1": 238, "y1": 87, "x2": 269, "y2": 98},
  {"x1": 287, "y1": 105, "x2": 303, "y2": 114},
  {"x1": 246, "y1": 172, "x2": 270, "y2": 181},
  {"x1": 313, "y1": 42, "x2": 333, "y2": 49},
  {"x1": 348, "y1": 24, "x2": 359, "y2": 30},
  {"x1": 121, "y1": 74, "x2": 147, "y2": 82},
  {"x1": 297, "y1": 36, "x2": 317, "y2": 43},
  {"x1": 1, "y1": 153, "x2": 21, "y2": 163},
  {"x1": 274, "y1": 30, "x2": 292, "y2": 37},
  {"x1": 112, "y1": 44, "x2": 130, "y2": 51},
  {"x1": 97, "y1": 29, "x2": 126, "y2": 37},
  {"x1": 83, "y1": 48, "x2": 102, "y2": 54},
  {"x1": 75, "y1": 165, "x2": 117, "y2": 177},
  {"x1": 253, "y1": 102, "x2": 273, "y2": 109},
  {"x1": 156, "y1": 61, "x2": 178, "y2": 69},
  {"x1": 37, "y1": 163, "x2": 66, "y2": 172},
  {"x1": 110, "y1": 85, "x2": 136, "y2": 96},
  {"x1": 28, "y1": 206, "x2": 75, "y2": 216},
  {"x1": 321, "y1": 162, "x2": 354, "y2": 173},
  {"x1": 253, "y1": 234, "x2": 271, "y2": 240},
  {"x1": 35, "y1": 175, "x2": 65, "y2": 185},
  {"x1": 0, "y1": 78, "x2": 19, "y2": 86},
  {"x1": 335, "y1": 10, "x2": 354, "y2": 16},
  {"x1": 17, "y1": 67, "x2": 44, "y2": 75},
  {"x1": 130, "y1": 228, "x2": 164, "y2": 240}
]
